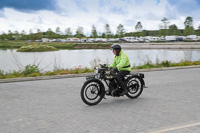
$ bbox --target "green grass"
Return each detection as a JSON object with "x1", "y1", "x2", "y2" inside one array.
[
  {"x1": 0, "y1": 40, "x2": 112, "y2": 50},
  {"x1": 1, "y1": 60, "x2": 200, "y2": 79},
  {"x1": 132, "y1": 60, "x2": 200, "y2": 69},
  {"x1": 47, "y1": 43, "x2": 112, "y2": 49},
  {"x1": 0, "y1": 40, "x2": 27, "y2": 48},
  {"x1": 0, "y1": 65, "x2": 94, "y2": 79},
  {"x1": 151, "y1": 42, "x2": 200, "y2": 45},
  {"x1": 17, "y1": 44, "x2": 57, "y2": 52}
]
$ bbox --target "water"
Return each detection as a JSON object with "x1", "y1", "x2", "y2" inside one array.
[{"x1": 1, "y1": 49, "x2": 200, "y2": 72}]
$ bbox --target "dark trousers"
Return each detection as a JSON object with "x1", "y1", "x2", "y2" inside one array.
[{"x1": 116, "y1": 71, "x2": 130, "y2": 90}]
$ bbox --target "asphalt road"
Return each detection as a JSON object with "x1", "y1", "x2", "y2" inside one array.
[{"x1": 0, "y1": 67, "x2": 200, "y2": 133}]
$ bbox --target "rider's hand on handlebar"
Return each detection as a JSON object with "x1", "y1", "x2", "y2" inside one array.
[
  {"x1": 104, "y1": 66, "x2": 108, "y2": 70},
  {"x1": 108, "y1": 67, "x2": 113, "y2": 71},
  {"x1": 113, "y1": 67, "x2": 119, "y2": 73}
]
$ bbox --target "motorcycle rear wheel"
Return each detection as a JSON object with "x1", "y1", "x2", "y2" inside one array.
[
  {"x1": 126, "y1": 77, "x2": 143, "y2": 99},
  {"x1": 81, "y1": 79, "x2": 104, "y2": 106}
]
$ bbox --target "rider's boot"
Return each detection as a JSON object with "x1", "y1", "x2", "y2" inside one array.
[
  {"x1": 116, "y1": 71, "x2": 129, "y2": 96},
  {"x1": 119, "y1": 82, "x2": 128, "y2": 96},
  {"x1": 120, "y1": 88, "x2": 127, "y2": 96},
  {"x1": 105, "y1": 90, "x2": 111, "y2": 95}
]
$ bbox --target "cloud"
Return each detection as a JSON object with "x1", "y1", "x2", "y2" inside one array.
[
  {"x1": 109, "y1": 7, "x2": 127, "y2": 14},
  {"x1": 166, "y1": 0, "x2": 200, "y2": 27},
  {"x1": 167, "y1": 0, "x2": 200, "y2": 15},
  {"x1": 74, "y1": 0, "x2": 88, "y2": 12},
  {"x1": 0, "y1": 0, "x2": 56, "y2": 12},
  {"x1": 0, "y1": 10, "x2": 5, "y2": 17},
  {"x1": 0, "y1": 0, "x2": 200, "y2": 34}
]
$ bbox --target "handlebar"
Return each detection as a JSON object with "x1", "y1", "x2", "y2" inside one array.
[{"x1": 99, "y1": 64, "x2": 107, "y2": 67}]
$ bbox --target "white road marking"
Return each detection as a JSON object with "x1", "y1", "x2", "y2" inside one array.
[{"x1": 149, "y1": 121, "x2": 200, "y2": 133}]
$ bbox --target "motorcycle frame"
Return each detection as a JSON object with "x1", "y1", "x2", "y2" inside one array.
[{"x1": 86, "y1": 67, "x2": 146, "y2": 93}]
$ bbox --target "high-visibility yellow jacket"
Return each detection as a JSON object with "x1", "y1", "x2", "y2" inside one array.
[{"x1": 109, "y1": 50, "x2": 131, "y2": 71}]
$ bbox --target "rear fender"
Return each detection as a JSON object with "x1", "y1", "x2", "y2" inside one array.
[{"x1": 127, "y1": 73, "x2": 145, "y2": 88}]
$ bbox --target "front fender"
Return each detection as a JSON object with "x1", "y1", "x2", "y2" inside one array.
[{"x1": 83, "y1": 78, "x2": 105, "y2": 95}]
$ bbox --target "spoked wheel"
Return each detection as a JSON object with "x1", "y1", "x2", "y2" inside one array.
[
  {"x1": 81, "y1": 79, "x2": 104, "y2": 106},
  {"x1": 126, "y1": 77, "x2": 143, "y2": 99}
]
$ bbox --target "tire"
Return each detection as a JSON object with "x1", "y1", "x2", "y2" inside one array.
[
  {"x1": 126, "y1": 76, "x2": 143, "y2": 99},
  {"x1": 80, "y1": 79, "x2": 105, "y2": 106}
]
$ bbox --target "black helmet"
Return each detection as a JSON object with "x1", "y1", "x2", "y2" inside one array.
[{"x1": 111, "y1": 44, "x2": 121, "y2": 56}]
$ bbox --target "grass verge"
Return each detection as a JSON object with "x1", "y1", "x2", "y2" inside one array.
[
  {"x1": 0, "y1": 65, "x2": 93, "y2": 79},
  {"x1": 0, "y1": 60, "x2": 200, "y2": 79},
  {"x1": 132, "y1": 60, "x2": 200, "y2": 69}
]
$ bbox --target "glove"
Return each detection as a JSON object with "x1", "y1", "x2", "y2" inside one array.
[
  {"x1": 108, "y1": 67, "x2": 113, "y2": 71},
  {"x1": 113, "y1": 67, "x2": 119, "y2": 73}
]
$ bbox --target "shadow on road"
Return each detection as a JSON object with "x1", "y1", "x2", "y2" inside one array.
[{"x1": 81, "y1": 97, "x2": 150, "y2": 108}]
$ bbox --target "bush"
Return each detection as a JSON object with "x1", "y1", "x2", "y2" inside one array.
[
  {"x1": 23, "y1": 65, "x2": 40, "y2": 76},
  {"x1": 0, "y1": 70, "x2": 5, "y2": 79},
  {"x1": 161, "y1": 60, "x2": 171, "y2": 67},
  {"x1": 17, "y1": 44, "x2": 57, "y2": 52},
  {"x1": 0, "y1": 70, "x2": 4, "y2": 75},
  {"x1": 12, "y1": 70, "x2": 23, "y2": 77}
]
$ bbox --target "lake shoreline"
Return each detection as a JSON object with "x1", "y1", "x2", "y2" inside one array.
[
  {"x1": 1, "y1": 41, "x2": 200, "y2": 50},
  {"x1": 119, "y1": 42, "x2": 200, "y2": 49}
]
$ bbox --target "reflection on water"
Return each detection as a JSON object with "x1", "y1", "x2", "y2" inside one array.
[{"x1": 0, "y1": 49, "x2": 200, "y2": 72}]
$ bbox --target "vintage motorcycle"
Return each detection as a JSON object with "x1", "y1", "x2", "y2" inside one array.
[{"x1": 80, "y1": 64, "x2": 146, "y2": 106}]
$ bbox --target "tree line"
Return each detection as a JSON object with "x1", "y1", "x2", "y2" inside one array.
[{"x1": 0, "y1": 16, "x2": 200, "y2": 41}]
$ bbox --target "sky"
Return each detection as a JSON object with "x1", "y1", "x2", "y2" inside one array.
[{"x1": 0, "y1": 0, "x2": 200, "y2": 35}]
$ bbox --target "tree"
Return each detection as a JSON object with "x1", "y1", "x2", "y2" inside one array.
[
  {"x1": 197, "y1": 25, "x2": 200, "y2": 36},
  {"x1": 91, "y1": 25, "x2": 98, "y2": 38},
  {"x1": 169, "y1": 24, "x2": 179, "y2": 35},
  {"x1": 184, "y1": 26, "x2": 195, "y2": 36},
  {"x1": 116, "y1": 24, "x2": 125, "y2": 38},
  {"x1": 0, "y1": 32, "x2": 7, "y2": 40},
  {"x1": 161, "y1": 17, "x2": 170, "y2": 29},
  {"x1": 56, "y1": 27, "x2": 61, "y2": 34},
  {"x1": 47, "y1": 28, "x2": 54, "y2": 39},
  {"x1": 135, "y1": 22, "x2": 143, "y2": 31},
  {"x1": 28, "y1": 29, "x2": 34, "y2": 40},
  {"x1": 7, "y1": 30, "x2": 14, "y2": 40},
  {"x1": 159, "y1": 17, "x2": 170, "y2": 36},
  {"x1": 21, "y1": 30, "x2": 26, "y2": 35},
  {"x1": 104, "y1": 24, "x2": 112, "y2": 40},
  {"x1": 20, "y1": 30, "x2": 27, "y2": 40},
  {"x1": 184, "y1": 16, "x2": 195, "y2": 35},
  {"x1": 184, "y1": 16, "x2": 193, "y2": 28},
  {"x1": 101, "y1": 33, "x2": 106, "y2": 38},
  {"x1": 65, "y1": 27, "x2": 72, "y2": 37},
  {"x1": 75, "y1": 26, "x2": 84, "y2": 39},
  {"x1": 35, "y1": 29, "x2": 42, "y2": 40},
  {"x1": 55, "y1": 27, "x2": 61, "y2": 39},
  {"x1": 29, "y1": 29, "x2": 33, "y2": 35},
  {"x1": 13, "y1": 31, "x2": 20, "y2": 40}
]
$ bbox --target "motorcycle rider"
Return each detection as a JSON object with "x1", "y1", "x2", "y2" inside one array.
[{"x1": 109, "y1": 44, "x2": 131, "y2": 96}]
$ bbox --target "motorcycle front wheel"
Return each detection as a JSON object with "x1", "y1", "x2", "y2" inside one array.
[
  {"x1": 80, "y1": 79, "x2": 105, "y2": 106},
  {"x1": 126, "y1": 77, "x2": 143, "y2": 99}
]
